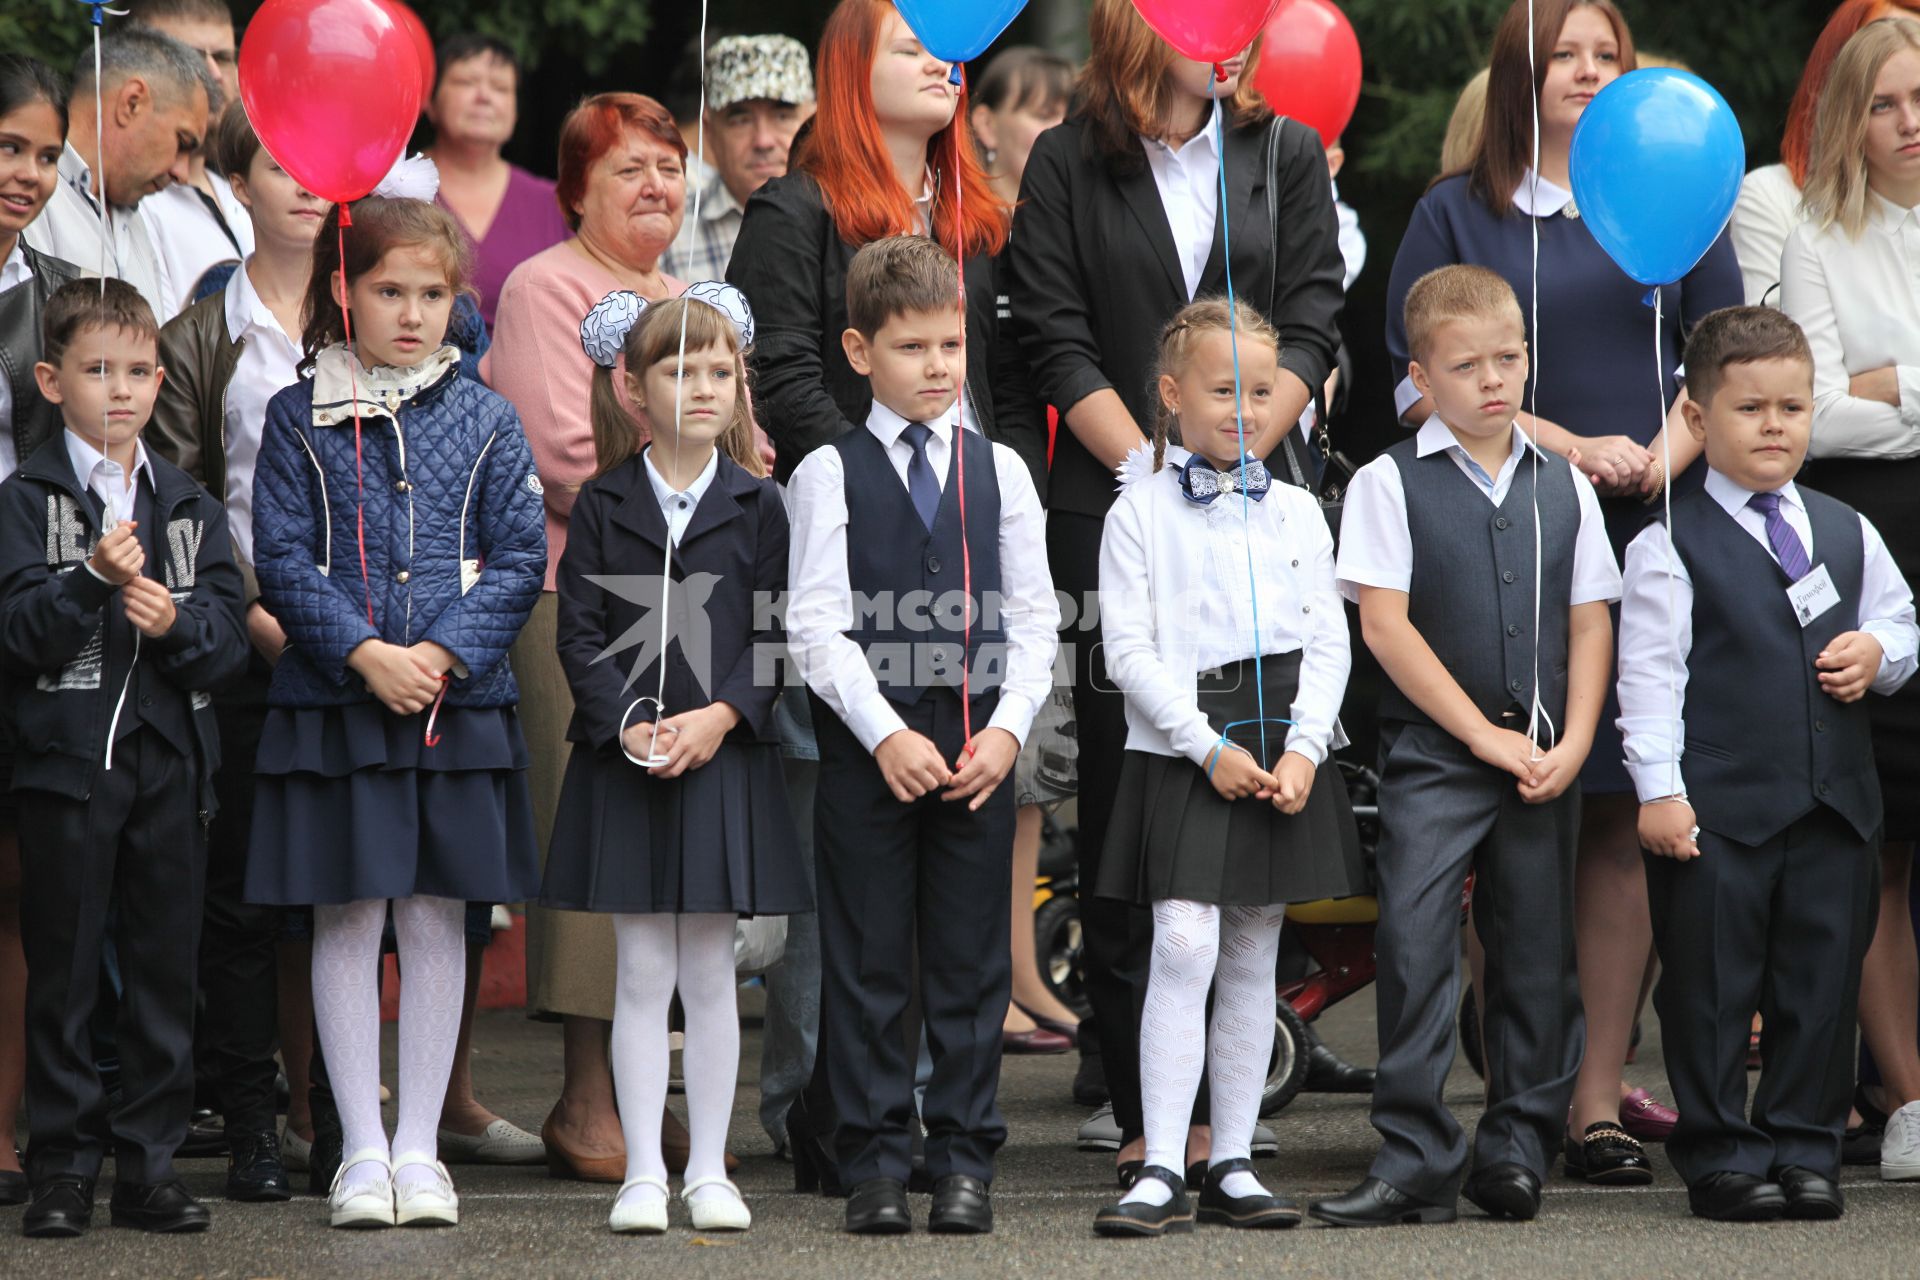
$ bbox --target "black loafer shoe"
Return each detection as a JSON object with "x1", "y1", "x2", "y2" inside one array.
[
  {"x1": 1197, "y1": 1157, "x2": 1301, "y2": 1228},
  {"x1": 929, "y1": 1174, "x2": 992, "y2": 1234},
  {"x1": 1463, "y1": 1162, "x2": 1542, "y2": 1221},
  {"x1": 1094, "y1": 1165, "x2": 1193, "y2": 1237},
  {"x1": 1302, "y1": 1027, "x2": 1376, "y2": 1094},
  {"x1": 0, "y1": 1169, "x2": 26, "y2": 1207},
  {"x1": 1308, "y1": 1177, "x2": 1456, "y2": 1228},
  {"x1": 226, "y1": 1128, "x2": 293, "y2": 1203},
  {"x1": 176, "y1": 1108, "x2": 226, "y2": 1160},
  {"x1": 22, "y1": 1175, "x2": 95, "y2": 1238},
  {"x1": 109, "y1": 1179, "x2": 210, "y2": 1233},
  {"x1": 1773, "y1": 1165, "x2": 1844, "y2": 1220},
  {"x1": 1688, "y1": 1171, "x2": 1786, "y2": 1222},
  {"x1": 1563, "y1": 1123, "x2": 1653, "y2": 1186},
  {"x1": 845, "y1": 1177, "x2": 911, "y2": 1235}
]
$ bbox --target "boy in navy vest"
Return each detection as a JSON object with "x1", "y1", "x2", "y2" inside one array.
[
  {"x1": 0, "y1": 279, "x2": 246, "y2": 1237},
  {"x1": 786, "y1": 235, "x2": 1058, "y2": 1235},
  {"x1": 1316, "y1": 265, "x2": 1621, "y2": 1228},
  {"x1": 1621, "y1": 306, "x2": 1916, "y2": 1223}
]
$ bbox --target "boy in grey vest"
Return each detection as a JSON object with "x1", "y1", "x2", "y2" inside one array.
[
  {"x1": 1313, "y1": 266, "x2": 1621, "y2": 1228},
  {"x1": 1622, "y1": 307, "x2": 1916, "y2": 1222}
]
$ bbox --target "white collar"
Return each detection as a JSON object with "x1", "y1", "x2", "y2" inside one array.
[
  {"x1": 65, "y1": 428, "x2": 151, "y2": 493},
  {"x1": 225, "y1": 257, "x2": 290, "y2": 344},
  {"x1": 1869, "y1": 188, "x2": 1920, "y2": 236},
  {"x1": 0, "y1": 240, "x2": 29, "y2": 293},
  {"x1": 865, "y1": 396, "x2": 960, "y2": 448},
  {"x1": 1147, "y1": 100, "x2": 1224, "y2": 160},
  {"x1": 643, "y1": 443, "x2": 720, "y2": 508},
  {"x1": 1415, "y1": 415, "x2": 1545, "y2": 464},
  {"x1": 310, "y1": 342, "x2": 462, "y2": 426},
  {"x1": 1705, "y1": 466, "x2": 1802, "y2": 518},
  {"x1": 1511, "y1": 168, "x2": 1575, "y2": 218}
]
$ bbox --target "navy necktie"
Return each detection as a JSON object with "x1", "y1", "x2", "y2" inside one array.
[
  {"x1": 901, "y1": 422, "x2": 941, "y2": 532},
  {"x1": 1748, "y1": 490, "x2": 1812, "y2": 582}
]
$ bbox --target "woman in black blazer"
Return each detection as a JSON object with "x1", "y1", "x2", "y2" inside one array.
[{"x1": 1007, "y1": 0, "x2": 1345, "y2": 1179}]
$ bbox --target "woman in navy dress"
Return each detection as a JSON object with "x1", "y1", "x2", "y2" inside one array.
[{"x1": 1382, "y1": 0, "x2": 1742, "y2": 1184}]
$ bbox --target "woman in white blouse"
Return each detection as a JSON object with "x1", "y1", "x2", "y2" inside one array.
[{"x1": 1780, "y1": 14, "x2": 1920, "y2": 1178}]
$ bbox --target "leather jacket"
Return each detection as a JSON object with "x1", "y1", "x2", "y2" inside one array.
[{"x1": 0, "y1": 243, "x2": 87, "y2": 469}]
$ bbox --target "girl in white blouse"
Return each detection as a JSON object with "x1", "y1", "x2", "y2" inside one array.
[
  {"x1": 1091, "y1": 299, "x2": 1363, "y2": 1236},
  {"x1": 1779, "y1": 14, "x2": 1920, "y2": 1181}
]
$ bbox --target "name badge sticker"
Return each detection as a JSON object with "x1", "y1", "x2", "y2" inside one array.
[{"x1": 1787, "y1": 563, "x2": 1841, "y2": 629}]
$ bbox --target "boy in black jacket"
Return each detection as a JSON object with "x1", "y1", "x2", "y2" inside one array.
[{"x1": 0, "y1": 279, "x2": 246, "y2": 1239}]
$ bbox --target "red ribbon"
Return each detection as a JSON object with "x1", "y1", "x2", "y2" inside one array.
[{"x1": 950, "y1": 87, "x2": 975, "y2": 760}]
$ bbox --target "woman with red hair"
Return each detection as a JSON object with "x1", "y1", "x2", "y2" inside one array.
[{"x1": 1732, "y1": 0, "x2": 1920, "y2": 304}]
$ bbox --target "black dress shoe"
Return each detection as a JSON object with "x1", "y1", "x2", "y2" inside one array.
[
  {"x1": 1302, "y1": 1027, "x2": 1376, "y2": 1094},
  {"x1": 109, "y1": 1179, "x2": 211, "y2": 1233},
  {"x1": 226, "y1": 1128, "x2": 293, "y2": 1202},
  {"x1": 176, "y1": 1108, "x2": 227, "y2": 1160},
  {"x1": 1197, "y1": 1157, "x2": 1301, "y2": 1228},
  {"x1": 1308, "y1": 1177, "x2": 1457, "y2": 1228},
  {"x1": 845, "y1": 1177, "x2": 911, "y2": 1235},
  {"x1": 22, "y1": 1175, "x2": 95, "y2": 1238},
  {"x1": 1093, "y1": 1165, "x2": 1193, "y2": 1237},
  {"x1": 1687, "y1": 1171, "x2": 1786, "y2": 1222},
  {"x1": 929, "y1": 1174, "x2": 993, "y2": 1234},
  {"x1": 1773, "y1": 1165, "x2": 1844, "y2": 1220},
  {"x1": 0, "y1": 1169, "x2": 26, "y2": 1207},
  {"x1": 1563, "y1": 1123, "x2": 1652, "y2": 1186},
  {"x1": 1463, "y1": 1162, "x2": 1542, "y2": 1221}
]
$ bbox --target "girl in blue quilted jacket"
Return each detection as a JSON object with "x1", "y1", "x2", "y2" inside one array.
[{"x1": 243, "y1": 188, "x2": 547, "y2": 1230}]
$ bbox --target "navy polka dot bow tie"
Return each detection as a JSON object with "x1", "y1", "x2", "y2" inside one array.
[{"x1": 1175, "y1": 454, "x2": 1270, "y2": 505}]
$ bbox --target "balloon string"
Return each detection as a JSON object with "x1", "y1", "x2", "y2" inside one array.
[
  {"x1": 337, "y1": 218, "x2": 374, "y2": 630},
  {"x1": 1655, "y1": 293, "x2": 1681, "y2": 799},
  {"x1": 952, "y1": 71, "x2": 975, "y2": 758},
  {"x1": 1523, "y1": 0, "x2": 1551, "y2": 761}
]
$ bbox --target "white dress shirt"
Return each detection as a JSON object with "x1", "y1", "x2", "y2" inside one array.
[
  {"x1": 1730, "y1": 162, "x2": 1802, "y2": 308},
  {"x1": 22, "y1": 144, "x2": 174, "y2": 322},
  {"x1": 1616, "y1": 469, "x2": 1919, "y2": 802},
  {"x1": 145, "y1": 174, "x2": 254, "y2": 318},
  {"x1": 0, "y1": 240, "x2": 34, "y2": 483},
  {"x1": 1780, "y1": 191, "x2": 1920, "y2": 461},
  {"x1": 222, "y1": 260, "x2": 301, "y2": 569},
  {"x1": 1142, "y1": 100, "x2": 1223, "y2": 301},
  {"x1": 1336, "y1": 416, "x2": 1622, "y2": 607},
  {"x1": 1334, "y1": 185, "x2": 1366, "y2": 292},
  {"x1": 642, "y1": 444, "x2": 720, "y2": 546},
  {"x1": 66, "y1": 429, "x2": 152, "y2": 534},
  {"x1": 786, "y1": 399, "x2": 1059, "y2": 754},
  {"x1": 1098, "y1": 444, "x2": 1350, "y2": 767}
]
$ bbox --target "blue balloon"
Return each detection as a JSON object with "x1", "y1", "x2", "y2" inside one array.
[
  {"x1": 1570, "y1": 69, "x2": 1745, "y2": 287},
  {"x1": 894, "y1": 0, "x2": 1029, "y2": 74}
]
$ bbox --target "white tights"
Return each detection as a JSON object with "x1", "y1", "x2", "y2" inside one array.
[
  {"x1": 1121, "y1": 900, "x2": 1287, "y2": 1206},
  {"x1": 312, "y1": 895, "x2": 466, "y2": 1197},
  {"x1": 610, "y1": 913, "x2": 739, "y2": 1207}
]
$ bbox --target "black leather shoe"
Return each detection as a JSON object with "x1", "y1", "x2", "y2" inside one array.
[
  {"x1": 845, "y1": 1177, "x2": 911, "y2": 1235},
  {"x1": 1308, "y1": 1177, "x2": 1457, "y2": 1228},
  {"x1": 1687, "y1": 1171, "x2": 1786, "y2": 1222},
  {"x1": 22, "y1": 1175, "x2": 95, "y2": 1238},
  {"x1": 226, "y1": 1128, "x2": 293, "y2": 1202},
  {"x1": 0, "y1": 1169, "x2": 26, "y2": 1207},
  {"x1": 1302, "y1": 1027, "x2": 1376, "y2": 1094},
  {"x1": 109, "y1": 1179, "x2": 211, "y2": 1233},
  {"x1": 1773, "y1": 1165, "x2": 1844, "y2": 1220},
  {"x1": 1563, "y1": 1123, "x2": 1652, "y2": 1186},
  {"x1": 1197, "y1": 1157, "x2": 1301, "y2": 1228},
  {"x1": 1093, "y1": 1165, "x2": 1193, "y2": 1237},
  {"x1": 1463, "y1": 1162, "x2": 1542, "y2": 1221},
  {"x1": 929, "y1": 1174, "x2": 992, "y2": 1234},
  {"x1": 176, "y1": 1108, "x2": 226, "y2": 1160}
]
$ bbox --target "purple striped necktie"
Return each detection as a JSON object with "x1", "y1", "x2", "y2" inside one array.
[{"x1": 1747, "y1": 490, "x2": 1812, "y2": 582}]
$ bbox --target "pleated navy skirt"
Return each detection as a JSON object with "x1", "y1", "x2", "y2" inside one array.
[
  {"x1": 539, "y1": 737, "x2": 810, "y2": 917},
  {"x1": 243, "y1": 703, "x2": 541, "y2": 907}
]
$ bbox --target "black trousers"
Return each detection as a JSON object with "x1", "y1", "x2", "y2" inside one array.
[
  {"x1": 19, "y1": 729, "x2": 207, "y2": 1183},
  {"x1": 195, "y1": 663, "x2": 281, "y2": 1132},
  {"x1": 812, "y1": 687, "x2": 1013, "y2": 1185},
  {"x1": 1049, "y1": 510, "x2": 1209, "y2": 1143},
  {"x1": 1647, "y1": 805, "x2": 1878, "y2": 1184}
]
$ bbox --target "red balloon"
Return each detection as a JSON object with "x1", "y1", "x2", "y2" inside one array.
[
  {"x1": 1252, "y1": 0, "x2": 1362, "y2": 149},
  {"x1": 1130, "y1": 0, "x2": 1282, "y2": 67},
  {"x1": 375, "y1": 0, "x2": 436, "y2": 101},
  {"x1": 239, "y1": 0, "x2": 424, "y2": 204}
]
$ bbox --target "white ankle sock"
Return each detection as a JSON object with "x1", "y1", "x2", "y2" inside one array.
[
  {"x1": 1120, "y1": 1174, "x2": 1173, "y2": 1207},
  {"x1": 1215, "y1": 1167, "x2": 1267, "y2": 1199}
]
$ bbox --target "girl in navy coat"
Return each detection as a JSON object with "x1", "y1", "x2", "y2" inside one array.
[
  {"x1": 243, "y1": 190, "x2": 547, "y2": 1229},
  {"x1": 541, "y1": 286, "x2": 807, "y2": 1234}
]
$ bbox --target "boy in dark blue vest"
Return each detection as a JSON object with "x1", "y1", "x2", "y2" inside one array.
[
  {"x1": 785, "y1": 235, "x2": 1058, "y2": 1236},
  {"x1": 1621, "y1": 306, "x2": 1916, "y2": 1223},
  {"x1": 0, "y1": 279, "x2": 246, "y2": 1238},
  {"x1": 1316, "y1": 265, "x2": 1621, "y2": 1227}
]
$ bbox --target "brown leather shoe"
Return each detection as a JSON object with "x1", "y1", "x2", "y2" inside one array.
[
  {"x1": 540, "y1": 1108, "x2": 624, "y2": 1183},
  {"x1": 662, "y1": 1106, "x2": 740, "y2": 1174}
]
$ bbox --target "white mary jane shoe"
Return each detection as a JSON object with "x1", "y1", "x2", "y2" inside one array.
[
  {"x1": 610, "y1": 1176, "x2": 670, "y2": 1234},
  {"x1": 392, "y1": 1154, "x2": 460, "y2": 1227},
  {"x1": 328, "y1": 1149, "x2": 395, "y2": 1229},
  {"x1": 682, "y1": 1176, "x2": 751, "y2": 1232}
]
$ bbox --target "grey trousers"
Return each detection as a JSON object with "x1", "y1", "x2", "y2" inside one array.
[{"x1": 1367, "y1": 721, "x2": 1584, "y2": 1203}]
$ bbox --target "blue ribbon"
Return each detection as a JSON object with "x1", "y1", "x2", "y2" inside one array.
[{"x1": 1205, "y1": 718, "x2": 1298, "y2": 780}]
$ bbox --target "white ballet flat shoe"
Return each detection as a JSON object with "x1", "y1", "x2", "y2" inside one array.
[
  {"x1": 610, "y1": 1176, "x2": 670, "y2": 1234},
  {"x1": 328, "y1": 1149, "x2": 394, "y2": 1229},
  {"x1": 391, "y1": 1154, "x2": 460, "y2": 1227},
  {"x1": 682, "y1": 1176, "x2": 751, "y2": 1232}
]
